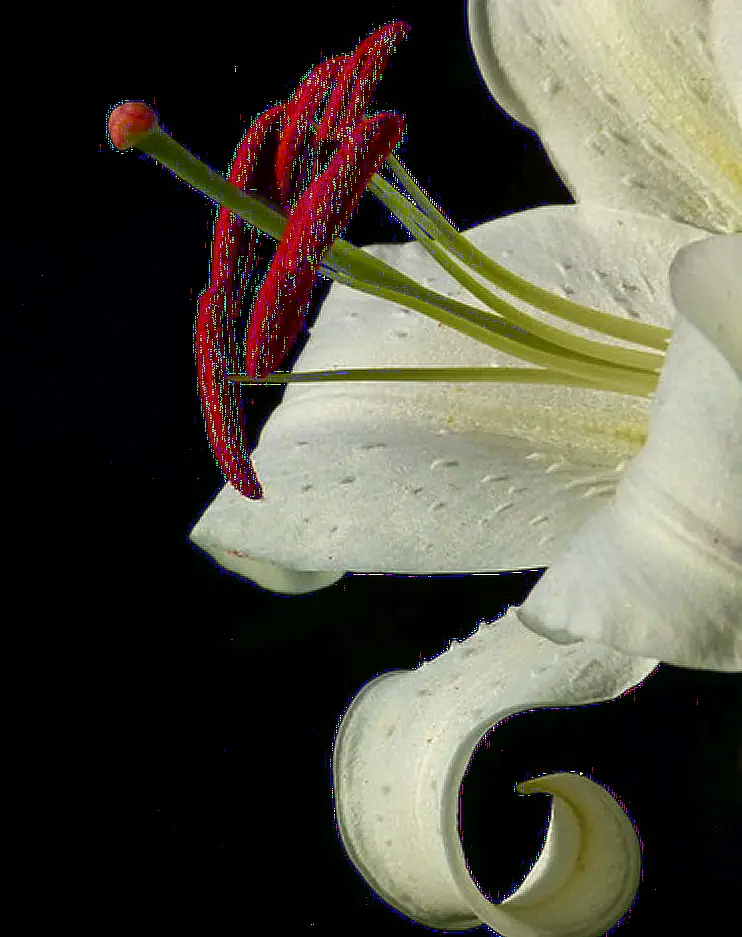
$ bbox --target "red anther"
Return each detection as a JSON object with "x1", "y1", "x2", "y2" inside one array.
[
  {"x1": 245, "y1": 110, "x2": 406, "y2": 378},
  {"x1": 196, "y1": 105, "x2": 285, "y2": 500},
  {"x1": 196, "y1": 22, "x2": 408, "y2": 498},
  {"x1": 196, "y1": 287, "x2": 264, "y2": 499},
  {"x1": 274, "y1": 58, "x2": 346, "y2": 212},
  {"x1": 314, "y1": 22, "x2": 410, "y2": 148},
  {"x1": 108, "y1": 101, "x2": 158, "y2": 150}
]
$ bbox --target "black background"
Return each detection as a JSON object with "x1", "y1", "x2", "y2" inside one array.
[{"x1": 6, "y1": 2, "x2": 740, "y2": 932}]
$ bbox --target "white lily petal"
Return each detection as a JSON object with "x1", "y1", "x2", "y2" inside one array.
[
  {"x1": 467, "y1": 0, "x2": 536, "y2": 130},
  {"x1": 710, "y1": 0, "x2": 742, "y2": 124},
  {"x1": 467, "y1": 0, "x2": 742, "y2": 232},
  {"x1": 671, "y1": 228, "x2": 742, "y2": 377},
  {"x1": 517, "y1": 280, "x2": 741, "y2": 671},
  {"x1": 333, "y1": 608, "x2": 658, "y2": 937},
  {"x1": 190, "y1": 205, "x2": 704, "y2": 591},
  {"x1": 196, "y1": 551, "x2": 344, "y2": 596}
]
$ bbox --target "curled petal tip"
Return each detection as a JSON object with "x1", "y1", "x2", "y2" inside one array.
[{"x1": 108, "y1": 101, "x2": 158, "y2": 150}]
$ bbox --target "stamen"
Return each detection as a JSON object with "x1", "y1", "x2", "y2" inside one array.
[
  {"x1": 368, "y1": 172, "x2": 665, "y2": 373},
  {"x1": 110, "y1": 102, "x2": 664, "y2": 398},
  {"x1": 380, "y1": 154, "x2": 673, "y2": 352},
  {"x1": 228, "y1": 367, "x2": 602, "y2": 387}
]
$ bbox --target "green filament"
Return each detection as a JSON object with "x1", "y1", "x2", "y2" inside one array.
[
  {"x1": 133, "y1": 125, "x2": 667, "y2": 398},
  {"x1": 228, "y1": 366, "x2": 601, "y2": 387},
  {"x1": 383, "y1": 155, "x2": 672, "y2": 351},
  {"x1": 367, "y1": 173, "x2": 665, "y2": 373}
]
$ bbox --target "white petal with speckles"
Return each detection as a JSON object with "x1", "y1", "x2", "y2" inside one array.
[
  {"x1": 467, "y1": 0, "x2": 742, "y2": 232},
  {"x1": 333, "y1": 608, "x2": 658, "y2": 937},
  {"x1": 517, "y1": 235, "x2": 742, "y2": 671},
  {"x1": 189, "y1": 204, "x2": 705, "y2": 590}
]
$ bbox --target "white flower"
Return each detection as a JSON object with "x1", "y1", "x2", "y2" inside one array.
[
  {"x1": 328, "y1": 7, "x2": 741, "y2": 934},
  {"x1": 185, "y1": 2, "x2": 742, "y2": 934},
  {"x1": 191, "y1": 0, "x2": 740, "y2": 671}
]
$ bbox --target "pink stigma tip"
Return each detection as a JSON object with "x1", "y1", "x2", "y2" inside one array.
[{"x1": 108, "y1": 101, "x2": 158, "y2": 150}]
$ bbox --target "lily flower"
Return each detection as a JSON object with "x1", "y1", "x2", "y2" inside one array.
[
  {"x1": 109, "y1": 9, "x2": 740, "y2": 665},
  {"x1": 108, "y1": 5, "x2": 740, "y2": 935},
  {"x1": 183, "y1": 3, "x2": 741, "y2": 671},
  {"x1": 330, "y1": 5, "x2": 740, "y2": 931}
]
